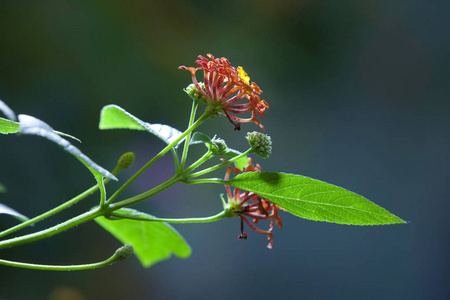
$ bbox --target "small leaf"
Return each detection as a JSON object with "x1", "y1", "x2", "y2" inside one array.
[
  {"x1": 224, "y1": 148, "x2": 250, "y2": 171},
  {"x1": 0, "y1": 100, "x2": 17, "y2": 121},
  {"x1": 189, "y1": 133, "x2": 249, "y2": 170},
  {"x1": 190, "y1": 132, "x2": 212, "y2": 145},
  {"x1": 190, "y1": 132, "x2": 223, "y2": 154},
  {"x1": 0, "y1": 202, "x2": 29, "y2": 222},
  {"x1": 0, "y1": 183, "x2": 6, "y2": 193},
  {"x1": 0, "y1": 117, "x2": 19, "y2": 135},
  {"x1": 18, "y1": 114, "x2": 116, "y2": 181},
  {"x1": 95, "y1": 208, "x2": 191, "y2": 268},
  {"x1": 99, "y1": 105, "x2": 183, "y2": 145},
  {"x1": 225, "y1": 172, "x2": 406, "y2": 225}
]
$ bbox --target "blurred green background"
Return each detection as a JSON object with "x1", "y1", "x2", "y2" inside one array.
[{"x1": 1, "y1": 0, "x2": 449, "y2": 299}]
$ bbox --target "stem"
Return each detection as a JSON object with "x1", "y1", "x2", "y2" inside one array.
[
  {"x1": 184, "y1": 178, "x2": 225, "y2": 185},
  {"x1": 0, "y1": 147, "x2": 206, "y2": 249},
  {"x1": 111, "y1": 175, "x2": 181, "y2": 210},
  {"x1": 0, "y1": 157, "x2": 123, "y2": 239},
  {"x1": 106, "y1": 112, "x2": 210, "y2": 205},
  {"x1": 186, "y1": 148, "x2": 253, "y2": 179},
  {"x1": 182, "y1": 150, "x2": 213, "y2": 175},
  {"x1": 171, "y1": 148, "x2": 180, "y2": 172},
  {"x1": 0, "y1": 245, "x2": 130, "y2": 271},
  {"x1": 110, "y1": 210, "x2": 230, "y2": 223},
  {"x1": 97, "y1": 176, "x2": 107, "y2": 208},
  {"x1": 179, "y1": 101, "x2": 199, "y2": 170},
  {"x1": 0, "y1": 184, "x2": 100, "y2": 239},
  {"x1": 0, "y1": 175, "x2": 182, "y2": 249},
  {"x1": 0, "y1": 208, "x2": 103, "y2": 250}
]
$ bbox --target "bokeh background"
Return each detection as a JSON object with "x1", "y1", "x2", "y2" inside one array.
[{"x1": 1, "y1": 0, "x2": 449, "y2": 299}]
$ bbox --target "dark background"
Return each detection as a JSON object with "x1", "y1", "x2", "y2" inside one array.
[{"x1": 1, "y1": 0, "x2": 449, "y2": 299}]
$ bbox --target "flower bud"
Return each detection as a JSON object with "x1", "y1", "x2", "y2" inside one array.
[
  {"x1": 209, "y1": 137, "x2": 228, "y2": 155},
  {"x1": 184, "y1": 82, "x2": 206, "y2": 102},
  {"x1": 118, "y1": 152, "x2": 135, "y2": 170},
  {"x1": 114, "y1": 244, "x2": 134, "y2": 261},
  {"x1": 246, "y1": 132, "x2": 272, "y2": 159}
]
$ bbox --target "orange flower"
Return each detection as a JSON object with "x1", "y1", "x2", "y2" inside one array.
[
  {"x1": 223, "y1": 158, "x2": 282, "y2": 249},
  {"x1": 179, "y1": 54, "x2": 269, "y2": 130}
]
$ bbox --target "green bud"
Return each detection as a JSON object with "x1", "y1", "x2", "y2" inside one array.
[
  {"x1": 246, "y1": 132, "x2": 272, "y2": 159},
  {"x1": 114, "y1": 244, "x2": 134, "y2": 261},
  {"x1": 118, "y1": 152, "x2": 135, "y2": 170},
  {"x1": 184, "y1": 82, "x2": 206, "y2": 102},
  {"x1": 209, "y1": 137, "x2": 228, "y2": 155}
]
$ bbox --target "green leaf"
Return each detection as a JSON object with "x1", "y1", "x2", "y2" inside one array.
[
  {"x1": 95, "y1": 208, "x2": 191, "y2": 268},
  {"x1": 190, "y1": 132, "x2": 212, "y2": 145},
  {"x1": 99, "y1": 105, "x2": 183, "y2": 145},
  {"x1": 0, "y1": 202, "x2": 29, "y2": 222},
  {"x1": 0, "y1": 117, "x2": 81, "y2": 143},
  {"x1": 1, "y1": 100, "x2": 79, "y2": 141},
  {"x1": 0, "y1": 183, "x2": 6, "y2": 193},
  {"x1": 18, "y1": 114, "x2": 116, "y2": 181},
  {"x1": 224, "y1": 149, "x2": 249, "y2": 171},
  {"x1": 0, "y1": 100, "x2": 16, "y2": 121},
  {"x1": 0, "y1": 117, "x2": 19, "y2": 135},
  {"x1": 225, "y1": 172, "x2": 406, "y2": 225}
]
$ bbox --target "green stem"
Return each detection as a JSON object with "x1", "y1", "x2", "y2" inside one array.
[
  {"x1": 0, "y1": 157, "x2": 124, "y2": 239},
  {"x1": 184, "y1": 178, "x2": 224, "y2": 185},
  {"x1": 111, "y1": 175, "x2": 181, "y2": 210},
  {"x1": 110, "y1": 210, "x2": 230, "y2": 223},
  {"x1": 179, "y1": 101, "x2": 199, "y2": 170},
  {"x1": 0, "y1": 245, "x2": 131, "y2": 271},
  {"x1": 0, "y1": 152, "x2": 201, "y2": 249},
  {"x1": 106, "y1": 112, "x2": 210, "y2": 205},
  {"x1": 186, "y1": 148, "x2": 253, "y2": 179},
  {"x1": 97, "y1": 176, "x2": 107, "y2": 208},
  {"x1": 182, "y1": 150, "x2": 213, "y2": 175},
  {"x1": 0, "y1": 184, "x2": 100, "y2": 239},
  {"x1": 0, "y1": 175, "x2": 182, "y2": 249},
  {"x1": 171, "y1": 148, "x2": 180, "y2": 172},
  {"x1": 0, "y1": 208, "x2": 103, "y2": 250}
]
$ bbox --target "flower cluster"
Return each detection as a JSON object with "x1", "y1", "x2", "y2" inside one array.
[
  {"x1": 246, "y1": 131, "x2": 272, "y2": 159},
  {"x1": 224, "y1": 158, "x2": 282, "y2": 249},
  {"x1": 179, "y1": 54, "x2": 269, "y2": 130},
  {"x1": 182, "y1": 54, "x2": 279, "y2": 247}
]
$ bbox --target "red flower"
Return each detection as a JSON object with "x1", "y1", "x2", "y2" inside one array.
[
  {"x1": 223, "y1": 158, "x2": 282, "y2": 249},
  {"x1": 179, "y1": 54, "x2": 269, "y2": 130}
]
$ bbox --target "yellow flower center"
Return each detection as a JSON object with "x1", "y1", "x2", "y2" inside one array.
[{"x1": 238, "y1": 66, "x2": 250, "y2": 85}]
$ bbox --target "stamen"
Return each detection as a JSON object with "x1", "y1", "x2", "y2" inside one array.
[
  {"x1": 237, "y1": 217, "x2": 248, "y2": 240},
  {"x1": 223, "y1": 110, "x2": 241, "y2": 130}
]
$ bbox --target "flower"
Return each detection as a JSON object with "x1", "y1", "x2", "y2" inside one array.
[
  {"x1": 223, "y1": 158, "x2": 282, "y2": 249},
  {"x1": 179, "y1": 54, "x2": 269, "y2": 131}
]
